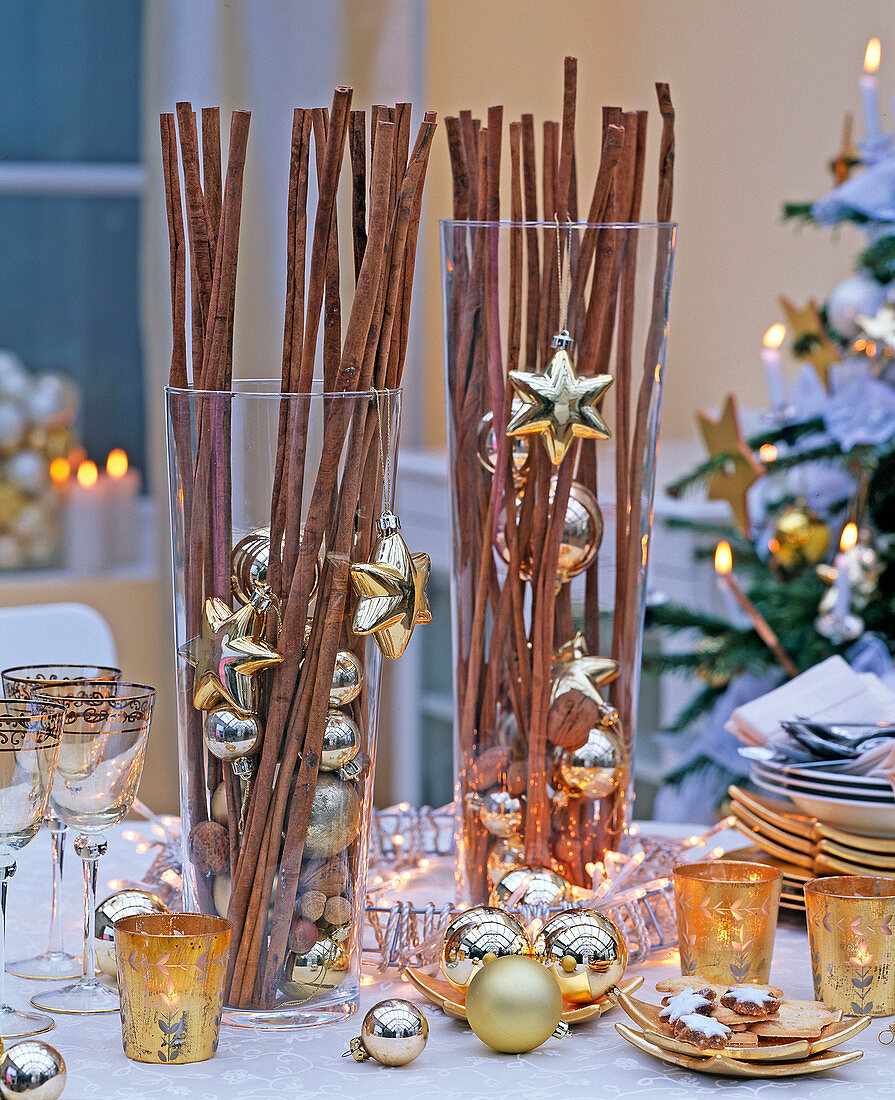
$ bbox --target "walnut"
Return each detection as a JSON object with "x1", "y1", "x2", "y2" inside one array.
[{"x1": 189, "y1": 820, "x2": 230, "y2": 876}]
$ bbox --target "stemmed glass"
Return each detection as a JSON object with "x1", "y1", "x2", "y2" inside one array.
[
  {"x1": 1, "y1": 665, "x2": 121, "y2": 981},
  {"x1": 0, "y1": 699, "x2": 63, "y2": 1037},
  {"x1": 29, "y1": 682, "x2": 154, "y2": 1015}
]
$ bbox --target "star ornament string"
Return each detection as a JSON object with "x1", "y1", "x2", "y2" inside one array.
[
  {"x1": 348, "y1": 390, "x2": 432, "y2": 660},
  {"x1": 506, "y1": 217, "x2": 614, "y2": 466}
]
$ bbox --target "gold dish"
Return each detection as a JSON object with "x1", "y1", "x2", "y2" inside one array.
[
  {"x1": 814, "y1": 851, "x2": 895, "y2": 878},
  {"x1": 730, "y1": 820, "x2": 815, "y2": 869},
  {"x1": 615, "y1": 1023, "x2": 863, "y2": 1078},
  {"x1": 729, "y1": 785, "x2": 816, "y2": 840},
  {"x1": 818, "y1": 838, "x2": 895, "y2": 870},
  {"x1": 404, "y1": 966, "x2": 643, "y2": 1023},
  {"x1": 731, "y1": 800, "x2": 817, "y2": 854},
  {"x1": 724, "y1": 845, "x2": 812, "y2": 881},
  {"x1": 816, "y1": 820, "x2": 895, "y2": 853}
]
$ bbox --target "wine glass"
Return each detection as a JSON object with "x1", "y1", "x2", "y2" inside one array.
[
  {"x1": 0, "y1": 699, "x2": 63, "y2": 1037},
  {"x1": 1, "y1": 665, "x2": 121, "y2": 981},
  {"x1": 29, "y1": 682, "x2": 155, "y2": 1015}
]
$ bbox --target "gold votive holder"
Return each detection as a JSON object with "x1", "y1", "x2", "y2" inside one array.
[
  {"x1": 673, "y1": 860, "x2": 782, "y2": 984},
  {"x1": 805, "y1": 875, "x2": 895, "y2": 1018},
  {"x1": 114, "y1": 913, "x2": 232, "y2": 1063}
]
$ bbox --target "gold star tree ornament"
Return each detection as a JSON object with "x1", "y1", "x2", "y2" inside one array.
[
  {"x1": 506, "y1": 334, "x2": 613, "y2": 466},
  {"x1": 697, "y1": 394, "x2": 765, "y2": 539},
  {"x1": 779, "y1": 296, "x2": 841, "y2": 390},
  {"x1": 179, "y1": 592, "x2": 284, "y2": 715},
  {"x1": 550, "y1": 632, "x2": 619, "y2": 707},
  {"x1": 350, "y1": 512, "x2": 432, "y2": 660}
]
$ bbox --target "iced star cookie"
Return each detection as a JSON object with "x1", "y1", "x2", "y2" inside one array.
[
  {"x1": 719, "y1": 984, "x2": 781, "y2": 1017},
  {"x1": 672, "y1": 1012, "x2": 732, "y2": 1050},
  {"x1": 658, "y1": 986, "x2": 716, "y2": 1023}
]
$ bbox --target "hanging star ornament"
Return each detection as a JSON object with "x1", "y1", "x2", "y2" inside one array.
[
  {"x1": 697, "y1": 394, "x2": 765, "y2": 539},
  {"x1": 506, "y1": 333, "x2": 613, "y2": 466},
  {"x1": 350, "y1": 512, "x2": 431, "y2": 660},
  {"x1": 550, "y1": 632, "x2": 619, "y2": 707},
  {"x1": 779, "y1": 296, "x2": 841, "y2": 389},
  {"x1": 179, "y1": 590, "x2": 284, "y2": 715}
]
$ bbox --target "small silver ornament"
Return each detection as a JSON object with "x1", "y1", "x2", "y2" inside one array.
[
  {"x1": 94, "y1": 888, "x2": 169, "y2": 978},
  {"x1": 476, "y1": 790, "x2": 523, "y2": 838},
  {"x1": 281, "y1": 933, "x2": 349, "y2": 1001},
  {"x1": 555, "y1": 724, "x2": 623, "y2": 800},
  {"x1": 346, "y1": 999, "x2": 429, "y2": 1066},
  {"x1": 320, "y1": 710, "x2": 361, "y2": 772},
  {"x1": 330, "y1": 650, "x2": 364, "y2": 707},
  {"x1": 203, "y1": 708, "x2": 261, "y2": 763},
  {"x1": 489, "y1": 866, "x2": 572, "y2": 909},
  {"x1": 0, "y1": 1040, "x2": 66, "y2": 1100}
]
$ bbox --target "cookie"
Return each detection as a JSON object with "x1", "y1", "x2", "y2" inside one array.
[
  {"x1": 724, "y1": 1030, "x2": 759, "y2": 1046},
  {"x1": 655, "y1": 975, "x2": 717, "y2": 995},
  {"x1": 749, "y1": 1000, "x2": 840, "y2": 1039},
  {"x1": 720, "y1": 985, "x2": 781, "y2": 1017},
  {"x1": 672, "y1": 1012, "x2": 732, "y2": 1050},
  {"x1": 710, "y1": 1004, "x2": 776, "y2": 1027},
  {"x1": 658, "y1": 987, "x2": 716, "y2": 1023}
]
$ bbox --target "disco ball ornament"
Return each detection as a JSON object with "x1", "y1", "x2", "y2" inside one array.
[
  {"x1": 347, "y1": 999, "x2": 429, "y2": 1066},
  {"x1": 280, "y1": 934, "x2": 349, "y2": 1001},
  {"x1": 465, "y1": 955, "x2": 568, "y2": 1053},
  {"x1": 533, "y1": 908, "x2": 628, "y2": 1003},
  {"x1": 94, "y1": 888, "x2": 169, "y2": 979},
  {"x1": 477, "y1": 790, "x2": 524, "y2": 838},
  {"x1": 489, "y1": 866, "x2": 572, "y2": 909},
  {"x1": 440, "y1": 905, "x2": 531, "y2": 990},
  {"x1": 0, "y1": 1041, "x2": 66, "y2": 1100},
  {"x1": 555, "y1": 725, "x2": 623, "y2": 800},
  {"x1": 330, "y1": 650, "x2": 363, "y2": 707},
  {"x1": 770, "y1": 505, "x2": 830, "y2": 576}
]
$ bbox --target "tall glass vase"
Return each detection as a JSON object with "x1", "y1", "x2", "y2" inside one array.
[
  {"x1": 441, "y1": 220, "x2": 676, "y2": 904},
  {"x1": 166, "y1": 380, "x2": 399, "y2": 1027}
]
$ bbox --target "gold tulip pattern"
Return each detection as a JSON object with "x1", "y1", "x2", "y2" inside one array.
[
  {"x1": 676, "y1": 889, "x2": 776, "y2": 983},
  {"x1": 807, "y1": 909, "x2": 893, "y2": 1016}
]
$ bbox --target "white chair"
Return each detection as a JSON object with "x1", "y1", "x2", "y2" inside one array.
[{"x1": 0, "y1": 602, "x2": 117, "y2": 672}]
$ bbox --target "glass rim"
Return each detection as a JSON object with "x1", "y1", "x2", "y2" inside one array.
[
  {"x1": 440, "y1": 217, "x2": 677, "y2": 230},
  {"x1": 672, "y1": 859, "x2": 783, "y2": 884},
  {"x1": 165, "y1": 380, "x2": 402, "y2": 400},
  {"x1": 2, "y1": 664, "x2": 122, "y2": 682},
  {"x1": 114, "y1": 912, "x2": 233, "y2": 939},
  {"x1": 804, "y1": 875, "x2": 895, "y2": 900},
  {"x1": 0, "y1": 698, "x2": 67, "y2": 721},
  {"x1": 32, "y1": 681, "x2": 156, "y2": 703}
]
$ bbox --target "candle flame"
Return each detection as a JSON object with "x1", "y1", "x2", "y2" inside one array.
[
  {"x1": 865, "y1": 38, "x2": 881, "y2": 75},
  {"x1": 840, "y1": 522, "x2": 858, "y2": 552},
  {"x1": 714, "y1": 541, "x2": 733, "y2": 575},
  {"x1": 762, "y1": 323, "x2": 786, "y2": 350},
  {"x1": 106, "y1": 448, "x2": 129, "y2": 479},
  {"x1": 76, "y1": 460, "x2": 98, "y2": 488},
  {"x1": 759, "y1": 443, "x2": 777, "y2": 463},
  {"x1": 49, "y1": 457, "x2": 70, "y2": 483}
]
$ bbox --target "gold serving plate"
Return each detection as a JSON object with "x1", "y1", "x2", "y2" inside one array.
[
  {"x1": 615, "y1": 1023, "x2": 863, "y2": 1078},
  {"x1": 404, "y1": 966, "x2": 643, "y2": 1024}
]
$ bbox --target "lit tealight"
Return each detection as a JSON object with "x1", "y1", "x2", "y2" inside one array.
[
  {"x1": 107, "y1": 448, "x2": 129, "y2": 479},
  {"x1": 76, "y1": 460, "x2": 99, "y2": 488},
  {"x1": 49, "y1": 457, "x2": 70, "y2": 483}
]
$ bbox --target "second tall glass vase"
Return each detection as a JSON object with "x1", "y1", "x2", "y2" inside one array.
[
  {"x1": 167, "y1": 381, "x2": 398, "y2": 1027},
  {"x1": 441, "y1": 220, "x2": 676, "y2": 904}
]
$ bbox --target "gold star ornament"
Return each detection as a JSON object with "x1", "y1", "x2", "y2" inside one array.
[
  {"x1": 179, "y1": 590, "x2": 284, "y2": 715},
  {"x1": 779, "y1": 296, "x2": 841, "y2": 390},
  {"x1": 551, "y1": 632, "x2": 619, "y2": 708},
  {"x1": 697, "y1": 394, "x2": 765, "y2": 538},
  {"x1": 350, "y1": 512, "x2": 431, "y2": 660},
  {"x1": 506, "y1": 334, "x2": 613, "y2": 466}
]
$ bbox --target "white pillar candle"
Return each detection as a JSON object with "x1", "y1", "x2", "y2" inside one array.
[
  {"x1": 861, "y1": 38, "x2": 882, "y2": 144},
  {"x1": 761, "y1": 323, "x2": 787, "y2": 412},
  {"x1": 105, "y1": 449, "x2": 140, "y2": 567},
  {"x1": 64, "y1": 460, "x2": 110, "y2": 574},
  {"x1": 832, "y1": 523, "x2": 858, "y2": 625}
]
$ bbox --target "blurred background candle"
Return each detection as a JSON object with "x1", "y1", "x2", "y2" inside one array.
[
  {"x1": 65, "y1": 459, "x2": 109, "y2": 573},
  {"x1": 832, "y1": 522, "x2": 857, "y2": 625},
  {"x1": 761, "y1": 323, "x2": 787, "y2": 412},
  {"x1": 106, "y1": 448, "x2": 140, "y2": 567},
  {"x1": 861, "y1": 38, "x2": 882, "y2": 143}
]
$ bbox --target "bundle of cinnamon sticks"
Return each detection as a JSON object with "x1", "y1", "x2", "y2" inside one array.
[
  {"x1": 444, "y1": 58, "x2": 676, "y2": 900},
  {"x1": 162, "y1": 90, "x2": 436, "y2": 1008}
]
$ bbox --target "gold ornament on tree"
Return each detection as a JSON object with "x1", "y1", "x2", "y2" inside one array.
[
  {"x1": 779, "y1": 296, "x2": 841, "y2": 389},
  {"x1": 345, "y1": 999, "x2": 429, "y2": 1066},
  {"x1": 465, "y1": 955, "x2": 569, "y2": 1053},
  {"x1": 696, "y1": 394, "x2": 765, "y2": 538},
  {"x1": 769, "y1": 504, "x2": 830, "y2": 577}
]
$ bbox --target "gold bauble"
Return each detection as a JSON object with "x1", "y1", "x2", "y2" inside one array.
[
  {"x1": 319, "y1": 710, "x2": 361, "y2": 772},
  {"x1": 231, "y1": 528, "x2": 271, "y2": 603},
  {"x1": 211, "y1": 782, "x2": 229, "y2": 825},
  {"x1": 330, "y1": 650, "x2": 364, "y2": 707},
  {"x1": 94, "y1": 888, "x2": 169, "y2": 979},
  {"x1": 465, "y1": 955, "x2": 565, "y2": 1053},
  {"x1": 695, "y1": 636, "x2": 732, "y2": 688},
  {"x1": 489, "y1": 866, "x2": 572, "y2": 909},
  {"x1": 0, "y1": 1041, "x2": 66, "y2": 1100},
  {"x1": 533, "y1": 908, "x2": 628, "y2": 1004},
  {"x1": 476, "y1": 408, "x2": 530, "y2": 479},
  {"x1": 305, "y1": 774, "x2": 361, "y2": 857},
  {"x1": 555, "y1": 726, "x2": 623, "y2": 800},
  {"x1": 348, "y1": 999, "x2": 429, "y2": 1066},
  {"x1": 440, "y1": 906, "x2": 531, "y2": 990},
  {"x1": 280, "y1": 934, "x2": 349, "y2": 1001},
  {"x1": 477, "y1": 791, "x2": 523, "y2": 838},
  {"x1": 487, "y1": 837, "x2": 526, "y2": 885},
  {"x1": 770, "y1": 505, "x2": 830, "y2": 576}
]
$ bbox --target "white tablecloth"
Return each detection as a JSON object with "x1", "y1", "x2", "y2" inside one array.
[{"x1": 6, "y1": 825, "x2": 892, "y2": 1099}]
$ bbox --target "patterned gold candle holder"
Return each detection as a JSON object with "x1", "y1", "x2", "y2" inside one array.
[
  {"x1": 805, "y1": 876, "x2": 895, "y2": 1018},
  {"x1": 673, "y1": 860, "x2": 782, "y2": 984},
  {"x1": 114, "y1": 913, "x2": 231, "y2": 1063}
]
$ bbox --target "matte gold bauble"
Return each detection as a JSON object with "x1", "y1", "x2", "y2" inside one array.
[
  {"x1": 477, "y1": 790, "x2": 523, "y2": 838},
  {"x1": 487, "y1": 837, "x2": 526, "y2": 885},
  {"x1": 0, "y1": 1041, "x2": 66, "y2": 1100},
  {"x1": 330, "y1": 650, "x2": 364, "y2": 707},
  {"x1": 319, "y1": 710, "x2": 361, "y2": 772},
  {"x1": 280, "y1": 934, "x2": 349, "y2": 1001},
  {"x1": 770, "y1": 505, "x2": 830, "y2": 576},
  {"x1": 533, "y1": 908, "x2": 628, "y2": 1004},
  {"x1": 94, "y1": 888, "x2": 169, "y2": 979},
  {"x1": 440, "y1": 906, "x2": 531, "y2": 990},
  {"x1": 347, "y1": 999, "x2": 429, "y2": 1066},
  {"x1": 305, "y1": 775, "x2": 361, "y2": 857},
  {"x1": 465, "y1": 955, "x2": 567, "y2": 1053},
  {"x1": 489, "y1": 866, "x2": 572, "y2": 909},
  {"x1": 555, "y1": 726, "x2": 623, "y2": 800}
]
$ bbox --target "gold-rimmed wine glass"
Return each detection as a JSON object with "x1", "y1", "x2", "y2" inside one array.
[
  {"x1": 0, "y1": 698, "x2": 63, "y2": 1037},
  {"x1": 29, "y1": 682, "x2": 154, "y2": 1016},
  {"x1": 1, "y1": 665, "x2": 121, "y2": 981}
]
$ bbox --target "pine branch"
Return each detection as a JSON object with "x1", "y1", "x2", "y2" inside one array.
[
  {"x1": 859, "y1": 234, "x2": 895, "y2": 283},
  {"x1": 647, "y1": 603, "x2": 736, "y2": 635},
  {"x1": 782, "y1": 202, "x2": 817, "y2": 224}
]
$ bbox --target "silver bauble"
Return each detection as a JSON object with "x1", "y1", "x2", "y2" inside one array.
[
  {"x1": 330, "y1": 650, "x2": 363, "y2": 707},
  {"x1": 477, "y1": 791, "x2": 523, "y2": 838},
  {"x1": 533, "y1": 907, "x2": 628, "y2": 1004},
  {"x1": 280, "y1": 934, "x2": 349, "y2": 1000},
  {"x1": 305, "y1": 774, "x2": 361, "y2": 857},
  {"x1": 489, "y1": 866, "x2": 572, "y2": 909},
  {"x1": 0, "y1": 402, "x2": 25, "y2": 456},
  {"x1": 320, "y1": 710, "x2": 361, "y2": 772},
  {"x1": 203, "y1": 708, "x2": 261, "y2": 762},
  {"x1": 555, "y1": 725, "x2": 623, "y2": 799},
  {"x1": 94, "y1": 888, "x2": 169, "y2": 979},
  {"x1": 0, "y1": 1041, "x2": 66, "y2": 1100},
  {"x1": 441, "y1": 905, "x2": 531, "y2": 989},
  {"x1": 827, "y1": 273, "x2": 887, "y2": 339},
  {"x1": 28, "y1": 374, "x2": 78, "y2": 429},
  {"x1": 349, "y1": 999, "x2": 429, "y2": 1066},
  {"x1": 5, "y1": 451, "x2": 46, "y2": 496}
]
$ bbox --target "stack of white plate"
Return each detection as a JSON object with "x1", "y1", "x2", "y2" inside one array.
[{"x1": 747, "y1": 756, "x2": 895, "y2": 836}]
